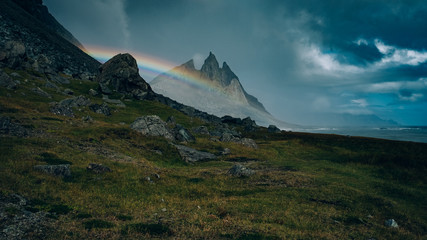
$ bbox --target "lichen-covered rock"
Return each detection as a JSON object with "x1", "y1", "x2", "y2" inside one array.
[
  {"x1": 87, "y1": 163, "x2": 112, "y2": 174},
  {"x1": 174, "y1": 144, "x2": 216, "y2": 163},
  {"x1": 228, "y1": 164, "x2": 255, "y2": 177},
  {"x1": 96, "y1": 53, "x2": 154, "y2": 99},
  {"x1": 34, "y1": 164, "x2": 71, "y2": 177},
  {"x1": 130, "y1": 115, "x2": 175, "y2": 141}
]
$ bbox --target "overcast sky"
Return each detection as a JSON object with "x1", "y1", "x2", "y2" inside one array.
[{"x1": 44, "y1": 0, "x2": 427, "y2": 126}]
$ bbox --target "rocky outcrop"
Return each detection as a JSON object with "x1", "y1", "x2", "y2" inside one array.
[
  {"x1": 0, "y1": 193, "x2": 52, "y2": 240},
  {"x1": 0, "y1": 70, "x2": 18, "y2": 89},
  {"x1": 268, "y1": 125, "x2": 281, "y2": 133},
  {"x1": 96, "y1": 53, "x2": 154, "y2": 99},
  {"x1": 50, "y1": 95, "x2": 91, "y2": 117},
  {"x1": 89, "y1": 103, "x2": 111, "y2": 116},
  {"x1": 130, "y1": 115, "x2": 175, "y2": 141},
  {"x1": 174, "y1": 144, "x2": 216, "y2": 163},
  {"x1": 228, "y1": 164, "x2": 255, "y2": 177},
  {"x1": 34, "y1": 164, "x2": 71, "y2": 177},
  {"x1": 31, "y1": 87, "x2": 51, "y2": 98},
  {"x1": 219, "y1": 132, "x2": 258, "y2": 149},
  {"x1": 0, "y1": 0, "x2": 99, "y2": 76},
  {"x1": 0, "y1": 116, "x2": 30, "y2": 137}
]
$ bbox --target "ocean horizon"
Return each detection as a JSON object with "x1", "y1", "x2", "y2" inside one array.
[{"x1": 296, "y1": 126, "x2": 427, "y2": 143}]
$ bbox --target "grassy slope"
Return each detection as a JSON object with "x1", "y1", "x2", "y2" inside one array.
[{"x1": 1, "y1": 70, "x2": 426, "y2": 239}]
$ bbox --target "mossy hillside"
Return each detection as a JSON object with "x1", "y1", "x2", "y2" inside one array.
[{"x1": 1, "y1": 72, "x2": 427, "y2": 239}]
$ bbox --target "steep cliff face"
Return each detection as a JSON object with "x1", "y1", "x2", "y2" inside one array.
[
  {"x1": 11, "y1": 0, "x2": 85, "y2": 49},
  {"x1": 0, "y1": 0, "x2": 99, "y2": 77}
]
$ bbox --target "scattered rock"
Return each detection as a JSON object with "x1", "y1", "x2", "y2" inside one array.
[
  {"x1": 130, "y1": 115, "x2": 175, "y2": 141},
  {"x1": 34, "y1": 164, "x2": 71, "y2": 178},
  {"x1": 48, "y1": 74, "x2": 70, "y2": 85},
  {"x1": 172, "y1": 124, "x2": 195, "y2": 143},
  {"x1": 166, "y1": 116, "x2": 176, "y2": 125},
  {"x1": 96, "y1": 53, "x2": 154, "y2": 99},
  {"x1": 0, "y1": 69, "x2": 18, "y2": 89},
  {"x1": 82, "y1": 115, "x2": 94, "y2": 123},
  {"x1": 268, "y1": 125, "x2": 281, "y2": 133},
  {"x1": 31, "y1": 87, "x2": 52, "y2": 98},
  {"x1": 88, "y1": 88, "x2": 98, "y2": 96},
  {"x1": 0, "y1": 116, "x2": 29, "y2": 137},
  {"x1": 86, "y1": 163, "x2": 112, "y2": 174},
  {"x1": 221, "y1": 148, "x2": 231, "y2": 155},
  {"x1": 238, "y1": 138, "x2": 258, "y2": 149},
  {"x1": 63, "y1": 88, "x2": 74, "y2": 95},
  {"x1": 174, "y1": 144, "x2": 217, "y2": 163},
  {"x1": 50, "y1": 95, "x2": 91, "y2": 117},
  {"x1": 44, "y1": 81, "x2": 59, "y2": 91},
  {"x1": 385, "y1": 219, "x2": 398, "y2": 228},
  {"x1": 89, "y1": 103, "x2": 111, "y2": 116},
  {"x1": 103, "y1": 98, "x2": 126, "y2": 108},
  {"x1": 0, "y1": 41, "x2": 27, "y2": 69},
  {"x1": 219, "y1": 133, "x2": 258, "y2": 149},
  {"x1": 192, "y1": 126, "x2": 210, "y2": 135},
  {"x1": 228, "y1": 164, "x2": 255, "y2": 177}
]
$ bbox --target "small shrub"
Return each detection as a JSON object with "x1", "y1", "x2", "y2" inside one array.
[
  {"x1": 38, "y1": 152, "x2": 72, "y2": 165},
  {"x1": 49, "y1": 204, "x2": 72, "y2": 215},
  {"x1": 117, "y1": 214, "x2": 133, "y2": 221},
  {"x1": 76, "y1": 213, "x2": 92, "y2": 219},
  {"x1": 84, "y1": 219, "x2": 114, "y2": 230},
  {"x1": 121, "y1": 223, "x2": 171, "y2": 236}
]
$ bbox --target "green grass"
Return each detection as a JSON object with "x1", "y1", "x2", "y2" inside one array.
[{"x1": 1, "y1": 71, "x2": 427, "y2": 239}]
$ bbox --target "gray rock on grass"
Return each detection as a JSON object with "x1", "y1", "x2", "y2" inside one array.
[
  {"x1": 34, "y1": 164, "x2": 71, "y2": 177},
  {"x1": 174, "y1": 144, "x2": 216, "y2": 163},
  {"x1": 130, "y1": 115, "x2": 175, "y2": 141},
  {"x1": 228, "y1": 164, "x2": 255, "y2": 177}
]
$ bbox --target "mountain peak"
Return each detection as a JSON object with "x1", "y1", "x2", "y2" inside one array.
[
  {"x1": 201, "y1": 51, "x2": 220, "y2": 81},
  {"x1": 222, "y1": 61, "x2": 238, "y2": 86},
  {"x1": 180, "y1": 59, "x2": 195, "y2": 70}
]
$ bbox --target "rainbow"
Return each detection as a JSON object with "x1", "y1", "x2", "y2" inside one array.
[{"x1": 83, "y1": 45, "x2": 220, "y2": 93}]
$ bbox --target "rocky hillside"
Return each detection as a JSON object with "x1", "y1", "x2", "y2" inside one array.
[
  {"x1": 151, "y1": 52, "x2": 294, "y2": 128},
  {"x1": 11, "y1": 0, "x2": 85, "y2": 50},
  {"x1": 1, "y1": 1, "x2": 427, "y2": 239},
  {"x1": 0, "y1": 0, "x2": 99, "y2": 79}
]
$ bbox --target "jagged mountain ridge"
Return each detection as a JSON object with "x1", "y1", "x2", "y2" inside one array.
[{"x1": 151, "y1": 52, "x2": 294, "y2": 128}]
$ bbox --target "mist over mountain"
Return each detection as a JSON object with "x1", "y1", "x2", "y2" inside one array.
[{"x1": 151, "y1": 52, "x2": 294, "y2": 128}]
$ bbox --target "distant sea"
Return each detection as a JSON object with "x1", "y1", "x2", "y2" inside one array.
[{"x1": 296, "y1": 126, "x2": 427, "y2": 143}]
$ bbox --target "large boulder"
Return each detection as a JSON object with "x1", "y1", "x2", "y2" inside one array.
[
  {"x1": 130, "y1": 115, "x2": 175, "y2": 141},
  {"x1": 174, "y1": 144, "x2": 216, "y2": 163},
  {"x1": 96, "y1": 53, "x2": 154, "y2": 99}
]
